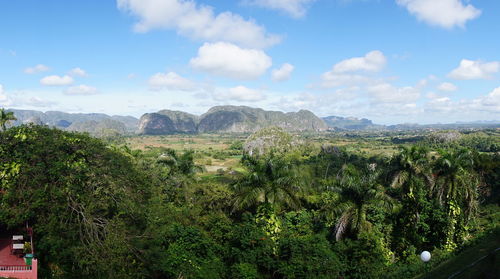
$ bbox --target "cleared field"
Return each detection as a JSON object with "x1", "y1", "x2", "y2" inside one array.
[
  {"x1": 124, "y1": 132, "x2": 421, "y2": 174},
  {"x1": 126, "y1": 134, "x2": 246, "y2": 151}
]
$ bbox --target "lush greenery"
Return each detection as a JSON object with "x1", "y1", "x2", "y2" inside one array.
[{"x1": 0, "y1": 122, "x2": 498, "y2": 279}]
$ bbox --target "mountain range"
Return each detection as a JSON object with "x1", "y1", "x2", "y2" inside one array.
[
  {"x1": 4, "y1": 107, "x2": 499, "y2": 136},
  {"x1": 139, "y1": 106, "x2": 328, "y2": 134}
]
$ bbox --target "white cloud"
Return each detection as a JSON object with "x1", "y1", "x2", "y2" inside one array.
[
  {"x1": 117, "y1": 0, "x2": 280, "y2": 49},
  {"x1": 69, "y1": 67, "x2": 87, "y2": 77},
  {"x1": 319, "y1": 73, "x2": 374, "y2": 88},
  {"x1": 448, "y1": 59, "x2": 499, "y2": 80},
  {"x1": 332, "y1": 50, "x2": 386, "y2": 73},
  {"x1": 396, "y1": 0, "x2": 481, "y2": 28},
  {"x1": 24, "y1": 97, "x2": 57, "y2": 108},
  {"x1": 272, "y1": 63, "x2": 294, "y2": 82},
  {"x1": 367, "y1": 83, "x2": 421, "y2": 103},
  {"x1": 40, "y1": 75, "x2": 74, "y2": 86},
  {"x1": 213, "y1": 86, "x2": 265, "y2": 102},
  {"x1": 437, "y1": 82, "x2": 458, "y2": 92},
  {"x1": 425, "y1": 93, "x2": 453, "y2": 113},
  {"x1": 472, "y1": 87, "x2": 500, "y2": 112},
  {"x1": 0, "y1": 84, "x2": 12, "y2": 105},
  {"x1": 244, "y1": 0, "x2": 315, "y2": 18},
  {"x1": 24, "y1": 64, "x2": 49, "y2": 74},
  {"x1": 148, "y1": 72, "x2": 197, "y2": 91},
  {"x1": 64, "y1": 85, "x2": 98, "y2": 95},
  {"x1": 190, "y1": 42, "x2": 272, "y2": 80}
]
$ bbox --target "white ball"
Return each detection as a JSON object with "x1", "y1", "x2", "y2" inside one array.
[{"x1": 420, "y1": 251, "x2": 431, "y2": 262}]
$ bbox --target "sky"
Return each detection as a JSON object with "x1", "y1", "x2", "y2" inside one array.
[{"x1": 0, "y1": 0, "x2": 499, "y2": 124}]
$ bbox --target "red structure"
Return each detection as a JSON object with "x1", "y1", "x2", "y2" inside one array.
[{"x1": 0, "y1": 226, "x2": 38, "y2": 279}]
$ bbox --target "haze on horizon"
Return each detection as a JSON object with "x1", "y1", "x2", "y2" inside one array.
[{"x1": 0, "y1": 0, "x2": 499, "y2": 125}]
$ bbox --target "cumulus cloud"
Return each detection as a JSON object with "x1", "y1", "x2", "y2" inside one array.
[
  {"x1": 24, "y1": 64, "x2": 49, "y2": 74},
  {"x1": 396, "y1": 0, "x2": 481, "y2": 28},
  {"x1": 244, "y1": 0, "x2": 315, "y2": 18},
  {"x1": 24, "y1": 97, "x2": 57, "y2": 108},
  {"x1": 64, "y1": 85, "x2": 98, "y2": 95},
  {"x1": 318, "y1": 51, "x2": 387, "y2": 88},
  {"x1": 319, "y1": 73, "x2": 373, "y2": 88},
  {"x1": 332, "y1": 50, "x2": 386, "y2": 73},
  {"x1": 148, "y1": 72, "x2": 197, "y2": 91},
  {"x1": 448, "y1": 59, "x2": 499, "y2": 80},
  {"x1": 424, "y1": 87, "x2": 500, "y2": 115},
  {"x1": 367, "y1": 83, "x2": 420, "y2": 104},
  {"x1": 437, "y1": 82, "x2": 458, "y2": 92},
  {"x1": 0, "y1": 85, "x2": 12, "y2": 105},
  {"x1": 190, "y1": 42, "x2": 272, "y2": 80},
  {"x1": 69, "y1": 67, "x2": 87, "y2": 77},
  {"x1": 117, "y1": 0, "x2": 280, "y2": 48},
  {"x1": 272, "y1": 63, "x2": 294, "y2": 82},
  {"x1": 472, "y1": 87, "x2": 500, "y2": 112},
  {"x1": 213, "y1": 86, "x2": 265, "y2": 102},
  {"x1": 40, "y1": 75, "x2": 74, "y2": 86}
]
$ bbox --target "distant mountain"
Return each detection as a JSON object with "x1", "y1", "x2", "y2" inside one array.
[
  {"x1": 198, "y1": 106, "x2": 327, "y2": 133},
  {"x1": 5, "y1": 108, "x2": 498, "y2": 136},
  {"x1": 139, "y1": 106, "x2": 328, "y2": 135},
  {"x1": 67, "y1": 119, "x2": 127, "y2": 137},
  {"x1": 387, "y1": 122, "x2": 500, "y2": 130},
  {"x1": 6, "y1": 109, "x2": 139, "y2": 135},
  {"x1": 138, "y1": 110, "x2": 198, "y2": 135},
  {"x1": 322, "y1": 116, "x2": 381, "y2": 130}
]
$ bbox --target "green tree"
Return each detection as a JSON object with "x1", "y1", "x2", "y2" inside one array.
[
  {"x1": 433, "y1": 148, "x2": 479, "y2": 249},
  {"x1": 158, "y1": 148, "x2": 203, "y2": 177},
  {"x1": 0, "y1": 125, "x2": 151, "y2": 278},
  {"x1": 233, "y1": 153, "x2": 302, "y2": 212},
  {"x1": 324, "y1": 165, "x2": 394, "y2": 240},
  {"x1": 390, "y1": 145, "x2": 432, "y2": 195},
  {"x1": 389, "y1": 145, "x2": 436, "y2": 255},
  {"x1": 0, "y1": 108, "x2": 16, "y2": 131}
]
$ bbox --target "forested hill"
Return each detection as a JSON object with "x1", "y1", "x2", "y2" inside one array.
[
  {"x1": 138, "y1": 106, "x2": 328, "y2": 134},
  {"x1": 6, "y1": 108, "x2": 139, "y2": 136},
  {"x1": 322, "y1": 115, "x2": 382, "y2": 130}
]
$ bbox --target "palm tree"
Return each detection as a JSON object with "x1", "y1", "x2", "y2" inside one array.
[
  {"x1": 388, "y1": 146, "x2": 436, "y2": 250},
  {"x1": 233, "y1": 153, "x2": 302, "y2": 212},
  {"x1": 0, "y1": 108, "x2": 16, "y2": 131},
  {"x1": 390, "y1": 145, "x2": 433, "y2": 196},
  {"x1": 158, "y1": 149, "x2": 203, "y2": 177},
  {"x1": 325, "y1": 165, "x2": 394, "y2": 240},
  {"x1": 433, "y1": 148, "x2": 478, "y2": 220}
]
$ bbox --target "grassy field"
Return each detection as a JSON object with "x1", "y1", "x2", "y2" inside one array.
[
  {"x1": 126, "y1": 134, "x2": 246, "y2": 151},
  {"x1": 125, "y1": 133, "x2": 401, "y2": 174},
  {"x1": 124, "y1": 129, "x2": 498, "y2": 176}
]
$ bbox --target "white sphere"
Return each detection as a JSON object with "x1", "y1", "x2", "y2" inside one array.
[{"x1": 420, "y1": 251, "x2": 431, "y2": 262}]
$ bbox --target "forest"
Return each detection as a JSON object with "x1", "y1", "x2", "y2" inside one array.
[{"x1": 0, "y1": 120, "x2": 499, "y2": 278}]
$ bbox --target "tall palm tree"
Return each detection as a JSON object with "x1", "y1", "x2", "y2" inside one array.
[
  {"x1": 158, "y1": 149, "x2": 203, "y2": 177},
  {"x1": 390, "y1": 145, "x2": 433, "y2": 196},
  {"x1": 433, "y1": 148, "x2": 478, "y2": 220},
  {"x1": 0, "y1": 108, "x2": 16, "y2": 131},
  {"x1": 388, "y1": 146, "x2": 436, "y2": 250},
  {"x1": 233, "y1": 153, "x2": 302, "y2": 212},
  {"x1": 325, "y1": 165, "x2": 394, "y2": 240}
]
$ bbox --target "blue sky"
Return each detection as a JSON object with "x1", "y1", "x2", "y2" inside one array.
[{"x1": 0, "y1": 0, "x2": 499, "y2": 124}]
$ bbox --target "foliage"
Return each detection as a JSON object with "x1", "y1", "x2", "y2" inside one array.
[
  {"x1": 233, "y1": 153, "x2": 302, "y2": 212},
  {"x1": 0, "y1": 108, "x2": 16, "y2": 131},
  {"x1": 0, "y1": 125, "x2": 150, "y2": 278},
  {"x1": 1, "y1": 124, "x2": 497, "y2": 278},
  {"x1": 323, "y1": 165, "x2": 394, "y2": 240}
]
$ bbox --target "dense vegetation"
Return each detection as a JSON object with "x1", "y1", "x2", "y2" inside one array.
[{"x1": 0, "y1": 122, "x2": 498, "y2": 278}]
